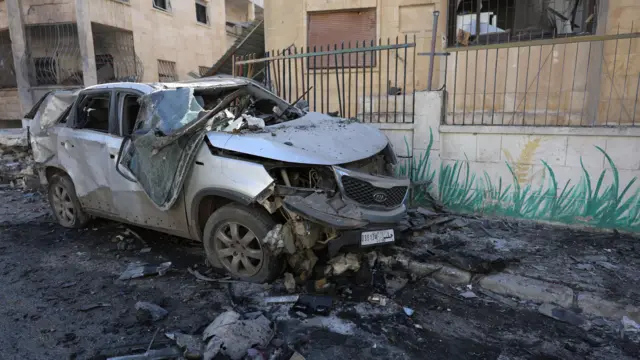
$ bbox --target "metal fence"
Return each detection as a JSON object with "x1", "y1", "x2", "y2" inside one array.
[
  {"x1": 447, "y1": 27, "x2": 640, "y2": 127},
  {"x1": 234, "y1": 36, "x2": 428, "y2": 124}
]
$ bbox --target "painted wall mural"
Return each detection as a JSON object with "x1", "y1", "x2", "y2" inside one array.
[{"x1": 399, "y1": 129, "x2": 640, "y2": 232}]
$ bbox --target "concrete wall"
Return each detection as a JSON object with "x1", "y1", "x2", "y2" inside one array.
[
  {"x1": 382, "y1": 90, "x2": 640, "y2": 232},
  {"x1": 265, "y1": 1, "x2": 639, "y2": 125},
  {"x1": 264, "y1": 0, "x2": 447, "y2": 116},
  {"x1": 116, "y1": 0, "x2": 227, "y2": 82},
  {"x1": 0, "y1": 89, "x2": 22, "y2": 122}
]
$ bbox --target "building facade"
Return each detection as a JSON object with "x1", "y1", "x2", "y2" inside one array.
[
  {"x1": 264, "y1": 0, "x2": 639, "y2": 126},
  {"x1": 0, "y1": 0, "x2": 262, "y2": 127}
]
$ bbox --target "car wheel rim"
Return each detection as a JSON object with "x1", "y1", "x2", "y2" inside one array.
[
  {"x1": 214, "y1": 222, "x2": 264, "y2": 277},
  {"x1": 52, "y1": 184, "x2": 75, "y2": 226}
]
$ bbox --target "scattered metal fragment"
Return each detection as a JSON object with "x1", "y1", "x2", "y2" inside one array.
[
  {"x1": 119, "y1": 262, "x2": 172, "y2": 281},
  {"x1": 60, "y1": 281, "x2": 77, "y2": 288},
  {"x1": 79, "y1": 303, "x2": 112, "y2": 312},
  {"x1": 264, "y1": 295, "x2": 300, "y2": 304},
  {"x1": 460, "y1": 291, "x2": 478, "y2": 299},
  {"x1": 135, "y1": 302, "x2": 168, "y2": 322},
  {"x1": 187, "y1": 267, "x2": 240, "y2": 283},
  {"x1": 368, "y1": 294, "x2": 389, "y2": 306}
]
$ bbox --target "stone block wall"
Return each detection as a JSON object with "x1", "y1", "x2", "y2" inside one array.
[{"x1": 375, "y1": 89, "x2": 640, "y2": 232}]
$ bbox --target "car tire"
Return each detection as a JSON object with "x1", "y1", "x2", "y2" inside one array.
[
  {"x1": 47, "y1": 173, "x2": 91, "y2": 229},
  {"x1": 202, "y1": 203, "x2": 283, "y2": 283}
]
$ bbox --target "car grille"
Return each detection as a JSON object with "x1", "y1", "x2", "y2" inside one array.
[{"x1": 341, "y1": 175, "x2": 407, "y2": 208}]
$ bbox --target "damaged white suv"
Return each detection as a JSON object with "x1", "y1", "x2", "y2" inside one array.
[{"x1": 29, "y1": 77, "x2": 409, "y2": 282}]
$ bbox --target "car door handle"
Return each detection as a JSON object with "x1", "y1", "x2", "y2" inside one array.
[
  {"x1": 109, "y1": 154, "x2": 116, "y2": 159},
  {"x1": 61, "y1": 141, "x2": 74, "y2": 148}
]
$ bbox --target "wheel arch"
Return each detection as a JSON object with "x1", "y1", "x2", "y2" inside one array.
[{"x1": 190, "y1": 188, "x2": 254, "y2": 240}]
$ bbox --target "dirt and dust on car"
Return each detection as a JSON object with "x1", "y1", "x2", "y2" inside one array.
[
  {"x1": 10, "y1": 77, "x2": 639, "y2": 360},
  {"x1": 28, "y1": 76, "x2": 409, "y2": 284}
]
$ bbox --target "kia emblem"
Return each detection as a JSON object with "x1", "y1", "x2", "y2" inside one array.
[{"x1": 372, "y1": 191, "x2": 388, "y2": 203}]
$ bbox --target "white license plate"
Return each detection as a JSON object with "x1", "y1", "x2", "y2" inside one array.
[{"x1": 361, "y1": 229, "x2": 395, "y2": 246}]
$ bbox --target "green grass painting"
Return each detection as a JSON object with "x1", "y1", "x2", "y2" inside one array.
[{"x1": 403, "y1": 133, "x2": 640, "y2": 232}]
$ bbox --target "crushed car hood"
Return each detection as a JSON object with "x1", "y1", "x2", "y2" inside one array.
[{"x1": 206, "y1": 113, "x2": 389, "y2": 165}]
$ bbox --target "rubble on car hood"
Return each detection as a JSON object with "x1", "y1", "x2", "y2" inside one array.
[{"x1": 207, "y1": 113, "x2": 389, "y2": 165}]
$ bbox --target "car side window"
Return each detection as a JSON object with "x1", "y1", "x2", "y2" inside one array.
[
  {"x1": 77, "y1": 92, "x2": 111, "y2": 133},
  {"x1": 118, "y1": 93, "x2": 141, "y2": 137}
]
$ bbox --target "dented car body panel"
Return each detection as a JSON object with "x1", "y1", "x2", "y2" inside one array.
[
  {"x1": 30, "y1": 77, "x2": 409, "y2": 278},
  {"x1": 206, "y1": 114, "x2": 389, "y2": 165}
]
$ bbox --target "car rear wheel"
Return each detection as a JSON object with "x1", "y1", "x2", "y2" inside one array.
[
  {"x1": 202, "y1": 204, "x2": 283, "y2": 283},
  {"x1": 47, "y1": 173, "x2": 90, "y2": 228}
]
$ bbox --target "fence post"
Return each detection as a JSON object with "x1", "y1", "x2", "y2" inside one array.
[{"x1": 427, "y1": 11, "x2": 440, "y2": 91}]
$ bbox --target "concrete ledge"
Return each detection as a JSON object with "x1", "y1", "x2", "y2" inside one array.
[
  {"x1": 368, "y1": 123, "x2": 414, "y2": 130},
  {"x1": 440, "y1": 125, "x2": 640, "y2": 137},
  {"x1": 478, "y1": 273, "x2": 574, "y2": 308}
]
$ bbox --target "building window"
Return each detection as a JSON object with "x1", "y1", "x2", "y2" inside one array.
[
  {"x1": 34, "y1": 57, "x2": 57, "y2": 85},
  {"x1": 307, "y1": 8, "x2": 377, "y2": 69},
  {"x1": 447, "y1": 0, "x2": 599, "y2": 47},
  {"x1": 158, "y1": 60, "x2": 177, "y2": 82},
  {"x1": 196, "y1": 0, "x2": 209, "y2": 24},
  {"x1": 153, "y1": 0, "x2": 171, "y2": 12}
]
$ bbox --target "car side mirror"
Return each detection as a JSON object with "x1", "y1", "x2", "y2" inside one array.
[{"x1": 116, "y1": 136, "x2": 138, "y2": 182}]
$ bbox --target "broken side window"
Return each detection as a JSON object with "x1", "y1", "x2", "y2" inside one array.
[{"x1": 447, "y1": 0, "x2": 599, "y2": 47}]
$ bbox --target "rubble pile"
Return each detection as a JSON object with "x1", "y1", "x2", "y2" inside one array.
[{"x1": 0, "y1": 129, "x2": 37, "y2": 189}]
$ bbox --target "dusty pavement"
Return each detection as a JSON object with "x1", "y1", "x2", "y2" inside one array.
[{"x1": 1, "y1": 187, "x2": 640, "y2": 360}]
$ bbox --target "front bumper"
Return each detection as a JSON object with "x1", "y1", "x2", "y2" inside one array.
[{"x1": 283, "y1": 192, "x2": 406, "y2": 230}]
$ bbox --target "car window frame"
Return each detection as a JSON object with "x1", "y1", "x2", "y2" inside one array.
[
  {"x1": 70, "y1": 89, "x2": 117, "y2": 134},
  {"x1": 115, "y1": 89, "x2": 144, "y2": 138}
]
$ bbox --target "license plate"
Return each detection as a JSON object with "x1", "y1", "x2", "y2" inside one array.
[{"x1": 361, "y1": 229, "x2": 395, "y2": 246}]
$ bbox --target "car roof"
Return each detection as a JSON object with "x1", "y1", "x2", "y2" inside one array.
[{"x1": 82, "y1": 76, "x2": 251, "y2": 94}]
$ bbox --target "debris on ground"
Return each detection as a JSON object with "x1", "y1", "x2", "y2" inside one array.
[
  {"x1": 113, "y1": 228, "x2": 148, "y2": 251},
  {"x1": 384, "y1": 272, "x2": 408, "y2": 295},
  {"x1": 538, "y1": 303, "x2": 588, "y2": 328},
  {"x1": 79, "y1": 303, "x2": 112, "y2": 312},
  {"x1": 264, "y1": 295, "x2": 300, "y2": 305},
  {"x1": 293, "y1": 295, "x2": 333, "y2": 315},
  {"x1": 202, "y1": 311, "x2": 274, "y2": 360},
  {"x1": 135, "y1": 302, "x2": 169, "y2": 322},
  {"x1": 403, "y1": 307, "x2": 414, "y2": 316},
  {"x1": 106, "y1": 347, "x2": 182, "y2": 360},
  {"x1": 119, "y1": 262, "x2": 172, "y2": 280},
  {"x1": 367, "y1": 294, "x2": 389, "y2": 306},
  {"x1": 622, "y1": 316, "x2": 640, "y2": 333},
  {"x1": 459, "y1": 291, "x2": 478, "y2": 299},
  {"x1": 165, "y1": 332, "x2": 204, "y2": 359},
  {"x1": 326, "y1": 253, "x2": 360, "y2": 276},
  {"x1": 284, "y1": 272, "x2": 296, "y2": 293}
]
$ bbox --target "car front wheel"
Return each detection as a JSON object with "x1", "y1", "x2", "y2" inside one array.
[
  {"x1": 202, "y1": 204, "x2": 283, "y2": 283},
  {"x1": 47, "y1": 173, "x2": 90, "y2": 228}
]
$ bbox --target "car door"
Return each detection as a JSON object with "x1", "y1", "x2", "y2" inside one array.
[
  {"x1": 57, "y1": 89, "x2": 117, "y2": 215},
  {"x1": 107, "y1": 90, "x2": 191, "y2": 238}
]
